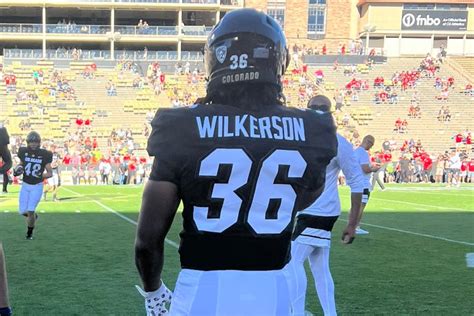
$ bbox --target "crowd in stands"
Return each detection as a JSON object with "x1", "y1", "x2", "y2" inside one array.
[
  {"x1": 137, "y1": 20, "x2": 150, "y2": 34},
  {"x1": 1, "y1": 45, "x2": 472, "y2": 188}
]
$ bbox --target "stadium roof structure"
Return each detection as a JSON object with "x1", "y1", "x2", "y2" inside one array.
[{"x1": 358, "y1": 0, "x2": 473, "y2": 6}]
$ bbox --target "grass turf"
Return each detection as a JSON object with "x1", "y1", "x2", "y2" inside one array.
[{"x1": 0, "y1": 184, "x2": 473, "y2": 315}]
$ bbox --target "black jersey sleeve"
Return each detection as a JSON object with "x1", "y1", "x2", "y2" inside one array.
[
  {"x1": 44, "y1": 150, "x2": 53, "y2": 165},
  {"x1": 18, "y1": 147, "x2": 26, "y2": 162},
  {"x1": 0, "y1": 127, "x2": 12, "y2": 173},
  {"x1": 147, "y1": 109, "x2": 186, "y2": 184},
  {"x1": 0, "y1": 128, "x2": 9, "y2": 146}
]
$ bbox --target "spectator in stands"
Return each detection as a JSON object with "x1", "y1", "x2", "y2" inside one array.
[
  {"x1": 464, "y1": 83, "x2": 473, "y2": 96},
  {"x1": 444, "y1": 106, "x2": 451, "y2": 122},
  {"x1": 398, "y1": 154, "x2": 411, "y2": 183},
  {"x1": 468, "y1": 157, "x2": 474, "y2": 183},
  {"x1": 334, "y1": 92, "x2": 344, "y2": 111},
  {"x1": 77, "y1": 167, "x2": 86, "y2": 185},
  {"x1": 401, "y1": 119, "x2": 408, "y2": 133},
  {"x1": 446, "y1": 150, "x2": 461, "y2": 187},
  {"x1": 106, "y1": 80, "x2": 117, "y2": 96},
  {"x1": 460, "y1": 158, "x2": 469, "y2": 184},
  {"x1": 314, "y1": 69, "x2": 324, "y2": 85},
  {"x1": 99, "y1": 159, "x2": 111, "y2": 185},
  {"x1": 421, "y1": 153, "x2": 433, "y2": 183},
  {"x1": 454, "y1": 132, "x2": 463, "y2": 148}
]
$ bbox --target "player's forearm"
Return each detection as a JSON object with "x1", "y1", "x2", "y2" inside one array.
[
  {"x1": 135, "y1": 238, "x2": 164, "y2": 292},
  {"x1": 347, "y1": 192, "x2": 363, "y2": 227},
  {"x1": 43, "y1": 171, "x2": 53, "y2": 179}
]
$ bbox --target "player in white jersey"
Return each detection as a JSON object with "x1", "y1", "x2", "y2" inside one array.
[
  {"x1": 353, "y1": 135, "x2": 379, "y2": 235},
  {"x1": 44, "y1": 147, "x2": 61, "y2": 202},
  {"x1": 286, "y1": 96, "x2": 365, "y2": 316}
]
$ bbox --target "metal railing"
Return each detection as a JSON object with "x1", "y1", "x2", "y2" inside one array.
[
  {"x1": 46, "y1": 49, "x2": 112, "y2": 60},
  {"x1": 3, "y1": 49, "x2": 43, "y2": 59},
  {"x1": 0, "y1": 23, "x2": 42, "y2": 34},
  {"x1": 114, "y1": 50, "x2": 178, "y2": 60},
  {"x1": 181, "y1": 25, "x2": 212, "y2": 36},
  {"x1": 0, "y1": 23, "x2": 212, "y2": 36},
  {"x1": 115, "y1": 25, "x2": 178, "y2": 36},
  {"x1": 46, "y1": 24, "x2": 111, "y2": 34},
  {"x1": 181, "y1": 0, "x2": 218, "y2": 3},
  {"x1": 3, "y1": 49, "x2": 203, "y2": 61},
  {"x1": 181, "y1": 51, "x2": 203, "y2": 61}
]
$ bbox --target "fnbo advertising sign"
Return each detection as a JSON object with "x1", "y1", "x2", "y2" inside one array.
[{"x1": 401, "y1": 10, "x2": 468, "y2": 31}]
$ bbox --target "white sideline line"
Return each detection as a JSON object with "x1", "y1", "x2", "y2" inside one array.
[
  {"x1": 62, "y1": 187, "x2": 180, "y2": 249},
  {"x1": 340, "y1": 219, "x2": 474, "y2": 246},
  {"x1": 466, "y1": 253, "x2": 474, "y2": 268},
  {"x1": 368, "y1": 196, "x2": 470, "y2": 212}
]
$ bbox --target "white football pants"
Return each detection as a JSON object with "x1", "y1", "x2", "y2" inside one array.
[
  {"x1": 169, "y1": 268, "x2": 292, "y2": 316},
  {"x1": 286, "y1": 241, "x2": 336, "y2": 316}
]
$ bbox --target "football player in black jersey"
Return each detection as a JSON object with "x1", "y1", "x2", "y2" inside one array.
[
  {"x1": 14, "y1": 131, "x2": 53, "y2": 240},
  {"x1": 0, "y1": 127, "x2": 12, "y2": 194},
  {"x1": 0, "y1": 127, "x2": 12, "y2": 316},
  {"x1": 135, "y1": 9, "x2": 337, "y2": 315}
]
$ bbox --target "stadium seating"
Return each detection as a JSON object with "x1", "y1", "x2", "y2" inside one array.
[{"x1": 1, "y1": 57, "x2": 472, "y2": 159}]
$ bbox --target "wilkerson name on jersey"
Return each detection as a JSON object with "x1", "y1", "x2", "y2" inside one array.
[{"x1": 147, "y1": 103, "x2": 337, "y2": 271}]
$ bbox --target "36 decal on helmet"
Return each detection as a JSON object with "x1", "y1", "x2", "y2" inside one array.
[{"x1": 204, "y1": 8, "x2": 289, "y2": 94}]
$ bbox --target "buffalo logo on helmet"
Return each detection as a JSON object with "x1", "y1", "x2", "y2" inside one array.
[{"x1": 215, "y1": 45, "x2": 227, "y2": 64}]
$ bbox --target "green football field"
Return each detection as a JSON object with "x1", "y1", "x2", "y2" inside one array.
[{"x1": 0, "y1": 184, "x2": 473, "y2": 315}]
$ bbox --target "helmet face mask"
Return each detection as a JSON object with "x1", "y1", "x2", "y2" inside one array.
[
  {"x1": 204, "y1": 9, "x2": 289, "y2": 94},
  {"x1": 26, "y1": 131, "x2": 41, "y2": 151}
]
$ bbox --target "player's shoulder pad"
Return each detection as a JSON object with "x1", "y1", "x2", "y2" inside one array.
[
  {"x1": 0, "y1": 127, "x2": 9, "y2": 146},
  {"x1": 301, "y1": 109, "x2": 338, "y2": 162},
  {"x1": 18, "y1": 146, "x2": 26, "y2": 155},
  {"x1": 148, "y1": 107, "x2": 193, "y2": 157}
]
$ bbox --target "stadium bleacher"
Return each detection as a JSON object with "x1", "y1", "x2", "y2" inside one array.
[{"x1": 1, "y1": 55, "x2": 472, "y2": 160}]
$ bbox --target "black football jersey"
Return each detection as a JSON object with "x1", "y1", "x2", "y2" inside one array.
[
  {"x1": 0, "y1": 127, "x2": 9, "y2": 146},
  {"x1": 18, "y1": 147, "x2": 53, "y2": 185},
  {"x1": 147, "y1": 103, "x2": 337, "y2": 271}
]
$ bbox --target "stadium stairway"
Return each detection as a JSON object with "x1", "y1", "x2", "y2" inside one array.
[{"x1": 309, "y1": 57, "x2": 473, "y2": 154}]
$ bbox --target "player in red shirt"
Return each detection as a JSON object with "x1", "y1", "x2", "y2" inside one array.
[
  {"x1": 455, "y1": 133, "x2": 463, "y2": 144},
  {"x1": 422, "y1": 155, "x2": 433, "y2": 183},
  {"x1": 467, "y1": 158, "x2": 474, "y2": 183}
]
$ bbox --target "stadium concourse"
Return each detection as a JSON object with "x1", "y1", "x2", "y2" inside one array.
[{"x1": 0, "y1": 52, "x2": 473, "y2": 186}]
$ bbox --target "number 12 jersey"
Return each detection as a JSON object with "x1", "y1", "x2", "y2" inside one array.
[{"x1": 147, "y1": 103, "x2": 337, "y2": 271}]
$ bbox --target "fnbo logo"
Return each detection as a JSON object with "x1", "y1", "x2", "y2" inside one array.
[
  {"x1": 402, "y1": 13, "x2": 416, "y2": 27},
  {"x1": 403, "y1": 13, "x2": 441, "y2": 27}
]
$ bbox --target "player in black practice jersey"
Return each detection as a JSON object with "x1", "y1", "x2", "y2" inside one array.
[
  {"x1": 135, "y1": 9, "x2": 337, "y2": 316},
  {"x1": 15, "y1": 131, "x2": 53, "y2": 239},
  {"x1": 0, "y1": 127, "x2": 12, "y2": 194},
  {"x1": 0, "y1": 127, "x2": 12, "y2": 316}
]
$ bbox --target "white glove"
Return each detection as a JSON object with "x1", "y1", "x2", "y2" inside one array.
[{"x1": 136, "y1": 282, "x2": 173, "y2": 316}]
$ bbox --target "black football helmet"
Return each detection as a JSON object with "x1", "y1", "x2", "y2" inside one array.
[
  {"x1": 204, "y1": 8, "x2": 289, "y2": 94},
  {"x1": 307, "y1": 95, "x2": 332, "y2": 113},
  {"x1": 26, "y1": 131, "x2": 41, "y2": 150}
]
